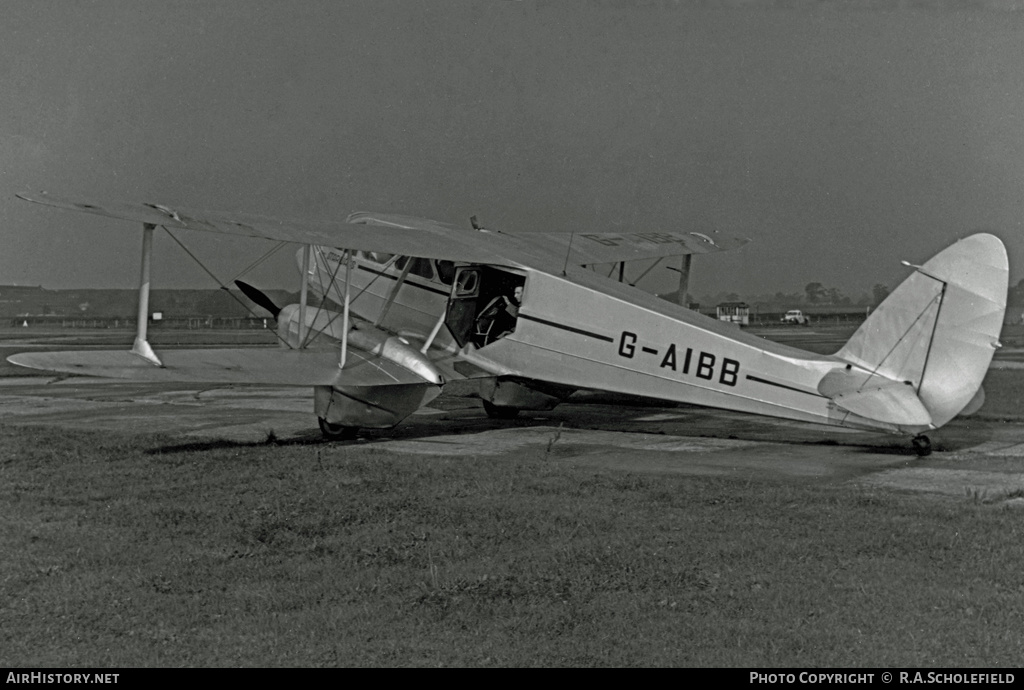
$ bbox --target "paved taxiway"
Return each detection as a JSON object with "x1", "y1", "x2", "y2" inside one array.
[{"x1": 2, "y1": 364, "x2": 1023, "y2": 505}]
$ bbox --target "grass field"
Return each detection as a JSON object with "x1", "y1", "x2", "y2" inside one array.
[
  {"x1": 2, "y1": 425, "x2": 1023, "y2": 667},
  {"x1": 3, "y1": 324, "x2": 1023, "y2": 666}
]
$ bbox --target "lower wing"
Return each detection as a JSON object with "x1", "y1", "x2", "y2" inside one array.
[{"x1": 7, "y1": 347, "x2": 433, "y2": 387}]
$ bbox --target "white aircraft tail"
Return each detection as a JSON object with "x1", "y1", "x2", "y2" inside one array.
[{"x1": 832, "y1": 233, "x2": 1007, "y2": 430}]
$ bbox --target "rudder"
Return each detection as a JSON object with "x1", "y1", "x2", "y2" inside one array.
[{"x1": 836, "y1": 234, "x2": 1007, "y2": 429}]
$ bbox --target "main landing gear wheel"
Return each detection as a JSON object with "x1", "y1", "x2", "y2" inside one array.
[
  {"x1": 318, "y1": 418, "x2": 359, "y2": 441},
  {"x1": 482, "y1": 401, "x2": 520, "y2": 419},
  {"x1": 912, "y1": 435, "x2": 932, "y2": 457}
]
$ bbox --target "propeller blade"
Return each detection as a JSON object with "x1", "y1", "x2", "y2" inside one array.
[{"x1": 235, "y1": 280, "x2": 281, "y2": 319}]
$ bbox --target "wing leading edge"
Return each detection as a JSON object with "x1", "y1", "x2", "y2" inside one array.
[
  {"x1": 18, "y1": 192, "x2": 749, "y2": 269},
  {"x1": 16, "y1": 192, "x2": 506, "y2": 265},
  {"x1": 515, "y1": 229, "x2": 748, "y2": 266}
]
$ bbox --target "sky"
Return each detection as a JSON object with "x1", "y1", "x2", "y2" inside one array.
[{"x1": 2, "y1": 0, "x2": 1022, "y2": 301}]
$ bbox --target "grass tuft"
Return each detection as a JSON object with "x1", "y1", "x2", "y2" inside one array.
[
  {"x1": 965, "y1": 485, "x2": 1024, "y2": 505},
  {"x1": 544, "y1": 424, "x2": 563, "y2": 460}
]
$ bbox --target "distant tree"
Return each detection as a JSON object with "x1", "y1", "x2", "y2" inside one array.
[
  {"x1": 196, "y1": 291, "x2": 237, "y2": 316},
  {"x1": 825, "y1": 287, "x2": 847, "y2": 305},
  {"x1": 1008, "y1": 278, "x2": 1024, "y2": 307},
  {"x1": 872, "y1": 283, "x2": 890, "y2": 306},
  {"x1": 804, "y1": 282, "x2": 825, "y2": 304},
  {"x1": 768, "y1": 291, "x2": 803, "y2": 307}
]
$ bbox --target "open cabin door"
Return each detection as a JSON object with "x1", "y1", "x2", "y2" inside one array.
[
  {"x1": 445, "y1": 266, "x2": 527, "y2": 349},
  {"x1": 445, "y1": 267, "x2": 481, "y2": 347}
]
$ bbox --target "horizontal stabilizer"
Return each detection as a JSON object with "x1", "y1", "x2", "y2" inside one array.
[
  {"x1": 817, "y1": 366, "x2": 892, "y2": 398},
  {"x1": 819, "y1": 366, "x2": 933, "y2": 427},
  {"x1": 7, "y1": 348, "x2": 435, "y2": 387},
  {"x1": 830, "y1": 383, "x2": 933, "y2": 428}
]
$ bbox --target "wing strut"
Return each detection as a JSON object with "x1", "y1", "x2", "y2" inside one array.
[
  {"x1": 131, "y1": 223, "x2": 162, "y2": 366},
  {"x1": 666, "y1": 255, "x2": 692, "y2": 306},
  {"x1": 421, "y1": 306, "x2": 447, "y2": 354},
  {"x1": 374, "y1": 257, "x2": 413, "y2": 327},
  {"x1": 340, "y1": 249, "x2": 353, "y2": 368},
  {"x1": 676, "y1": 254, "x2": 692, "y2": 306},
  {"x1": 298, "y1": 244, "x2": 311, "y2": 347}
]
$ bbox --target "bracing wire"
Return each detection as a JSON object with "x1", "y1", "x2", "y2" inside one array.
[
  {"x1": 162, "y1": 227, "x2": 293, "y2": 348},
  {"x1": 300, "y1": 246, "x2": 346, "y2": 349},
  {"x1": 226, "y1": 241, "x2": 288, "y2": 285},
  {"x1": 298, "y1": 251, "x2": 401, "y2": 348}
]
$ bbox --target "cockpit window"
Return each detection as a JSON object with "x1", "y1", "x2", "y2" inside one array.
[
  {"x1": 455, "y1": 269, "x2": 479, "y2": 297},
  {"x1": 394, "y1": 256, "x2": 435, "y2": 280},
  {"x1": 356, "y1": 250, "x2": 394, "y2": 265},
  {"x1": 435, "y1": 260, "x2": 455, "y2": 285}
]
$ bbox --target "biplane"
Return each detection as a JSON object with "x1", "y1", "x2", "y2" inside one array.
[{"x1": 10, "y1": 192, "x2": 1008, "y2": 455}]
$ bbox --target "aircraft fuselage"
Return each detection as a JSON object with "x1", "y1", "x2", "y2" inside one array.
[{"x1": 306, "y1": 248, "x2": 898, "y2": 435}]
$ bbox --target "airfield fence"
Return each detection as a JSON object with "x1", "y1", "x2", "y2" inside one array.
[
  {"x1": 701, "y1": 309, "x2": 871, "y2": 328},
  {"x1": 8, "y1": 312, "x2": 875, "y2": 330},
  {"x1": 5, "y1": 316, "x2": 274, "y2": 329}
]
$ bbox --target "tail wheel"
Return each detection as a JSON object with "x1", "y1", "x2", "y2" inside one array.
[
  {"x1": 318, "y1": 418, "x2": 359, "y2": 441},
  {"x1": 912, "y1": 435, "x2": 931, "y2": 457},
  {"x1": 482, "y1": 401, "x2": 520, "y2": 419}
]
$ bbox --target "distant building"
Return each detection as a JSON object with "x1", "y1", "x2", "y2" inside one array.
[
  {"x1": 716, "y1": 301, "x2": 749, "y2": 326},
  {"x1": 0, "y1": 285, "x2": 50, "y2": 317},
  {"x1": 0, "y1": 286, "x2": 297, "y2": 320}
]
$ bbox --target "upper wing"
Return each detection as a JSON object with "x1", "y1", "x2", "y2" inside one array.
[
  {"x1": 510, "y1": 229, "x2": 749, "y2": 266},
  {"x1": 16, "y1": 191, "x2": 505, "y2": 264},
  {"x1": 18, "y1": 192, "x2": 749, "y2": 270}
]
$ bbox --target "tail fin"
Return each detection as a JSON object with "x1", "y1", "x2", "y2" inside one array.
[{"x1": 834, "y1": 233, "x2": 1007, "y2": 429}]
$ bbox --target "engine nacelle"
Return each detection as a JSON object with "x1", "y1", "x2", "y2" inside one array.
[{"x1": 276, "y1": 304, "x2": 444, "y2": 430}]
